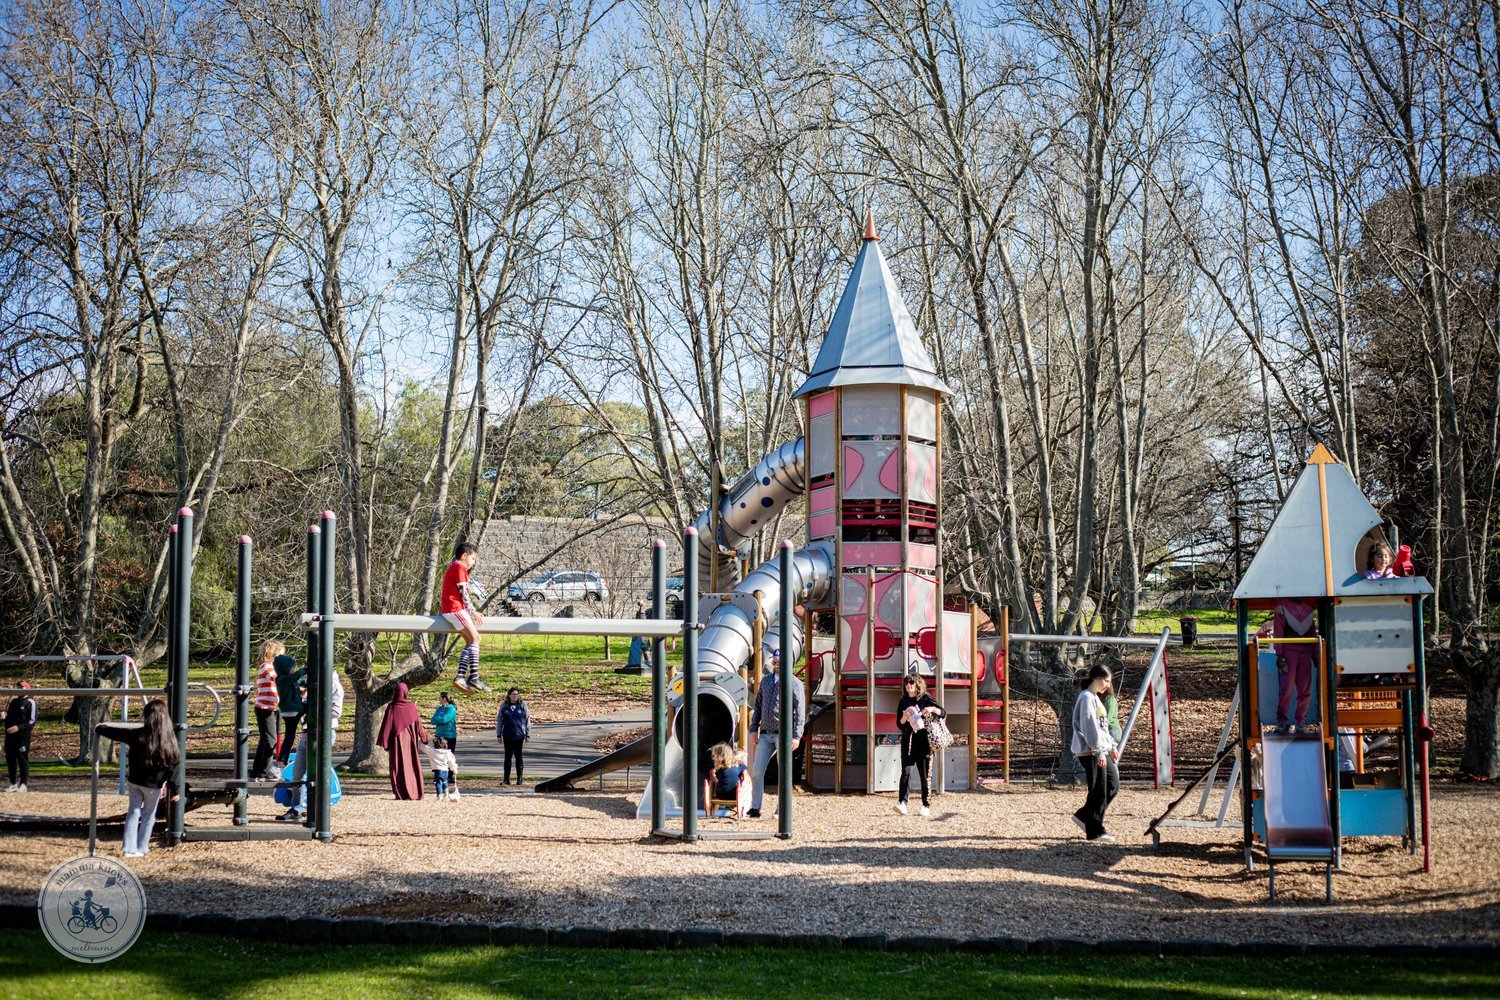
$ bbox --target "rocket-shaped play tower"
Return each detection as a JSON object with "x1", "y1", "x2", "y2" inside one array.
[
  {"x1": 796, "y1": 213, "x2": 974, "y2": 793},
  {"x1": 542, "y1": 213, "x2": 987, "y2": 806}
]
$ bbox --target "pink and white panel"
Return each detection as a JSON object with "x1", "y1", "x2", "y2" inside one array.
[
  {"x1": 808, "y1": 392, "x2": 836, "y2": 479},
  {"x1": 842, "y1": 541, "x2": 902, "y2": 567},
  {"x1": 906, "y1": 442, "x2": 938, "y2": 505},
  {"x1": 809, "y1": 485, "x2": 837, "y2": 540},
  {"x1": 905, "y1": 572, "x2": 939, "y2": 636},
  {"x1": 941, "y1": 610, "x2": 973, "y2": 676},
  {"x1": 907, "y1": 543, "x2": 938, "y2": 569},
  {"x1": 843, "y1": 441, "x2": 900, "y2": 500}
]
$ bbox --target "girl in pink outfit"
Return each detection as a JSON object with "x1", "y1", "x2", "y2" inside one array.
[
  {"x1": 1363, "y1": 542, "x2": 1396, "y2": 579},
  {"x1": 1256, "y1": 599, "x2": 1319, "y2": 734}
]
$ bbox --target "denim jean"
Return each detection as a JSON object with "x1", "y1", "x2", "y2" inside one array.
[
  {"x1": 750, "y1": 734, "x2": 785, "y2": 810},
  {"x1": 124, "y1": 781, "x2": 164, "y2": 855}
]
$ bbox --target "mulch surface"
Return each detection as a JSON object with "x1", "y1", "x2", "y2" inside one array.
[{"x1": 3, "y1": 777, "x2": 1496, "y2": 947}]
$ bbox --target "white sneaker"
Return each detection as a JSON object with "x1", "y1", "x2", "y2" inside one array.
[
  {"x1": 452, "y1": 677, "x2": 471, "y2": 693},
  {"x1": 3, "y1": 784, "x2": 14, "y2": 793},
  {"x1": 1071, "y1": 815, "x2": 1087, "y2": 834},
  {"x1": 894, "y1": 802, "x2": 908, "y2": 815},
  {"x1": 919, "y1": 805, "x2": 930, "y2": 817},
  {"x1": 1089, "y1": 834, "x2": 1116, "y2": 844},
  {"x1": 15, "y1": 783, "x2": 25, "y2": 793}
]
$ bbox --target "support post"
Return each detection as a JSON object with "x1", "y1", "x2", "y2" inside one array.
[
  {"x1": 682, "y1": 526, "x2": 699, "y2": 843},
  {"x1": 778, "y1": 541, "x2": 793, "y2": 839},
  {"x1": 315, "y1": 511, "x2": 336, "y2": 842},
  {"x1": 650, "y1": 539, "x2": 666, "y2": 834},
  {"x1": 168, "y1": 508, "x2": 194, "y2": 846},
  {"x1": 234, "y1": 535, "x2": 252, "y2": 826},
  {"x1": 1001, "y1": 605, "x2": 1010, "y2": 784},
  {"x1": 303, "y1": 522, "x2": 321, "y2": 827},
  {"x1": 1237, "y1": 600, "x2": 1254, "y2": 871}
]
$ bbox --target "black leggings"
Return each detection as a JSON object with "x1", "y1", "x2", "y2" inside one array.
[
  {"x1": 899, "y1": 748, "x2": 932, "y2": 806},
  {"x1": 5, "y1": 732, "x2": 29, "y2": 786},
  {"x1": 504, "y1": 738, "x2": 524, "y2": 784},
  {"x1": 278, "y1": 713, "x2": 302, "y2": 763},
  {"x1": 1075, "y1": 754, "x2": 1120, "y2": 838},
  {"x1": 252, "y1": 708, "x2": 279, "y2": 777}
]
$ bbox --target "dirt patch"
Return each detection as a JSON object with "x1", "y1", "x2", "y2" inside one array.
[
  {"x1": 334, "y1": 889, "x2": 527, "y2": 922},
  {"x1": 595, "y1": 726, "x2": 651, "y2": 754}
]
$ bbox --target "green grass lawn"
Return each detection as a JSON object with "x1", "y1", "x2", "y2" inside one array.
[
  {"x1": 0, "y1": 634, "x2": 666, "y2": 761},
  {"x1": 0, "y1": 931, "x2": 1493, "y2": 999},
  {"x1": 1136, "y1": 607, "x2": 1239, "y2": 635}
]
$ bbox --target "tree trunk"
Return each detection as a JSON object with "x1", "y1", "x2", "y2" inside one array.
[{"x1": 1459, "y1": 649, "x2": 1500, "y2": 780}]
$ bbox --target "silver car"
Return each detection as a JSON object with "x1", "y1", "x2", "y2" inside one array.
[{"x1": 509, "y1": 570, "x2": 608, "y2": 604}]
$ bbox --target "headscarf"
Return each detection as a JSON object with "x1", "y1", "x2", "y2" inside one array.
[{"x1": 378, "y1": 682, "x2": 422, "y2": 748}]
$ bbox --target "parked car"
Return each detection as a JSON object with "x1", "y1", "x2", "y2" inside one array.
[
  {"x1": 645, "y1": 575, "x2": 685, "y2": 617},
  {"x1": 509, "y1": 570, "x2": 608, "y2": 603}
]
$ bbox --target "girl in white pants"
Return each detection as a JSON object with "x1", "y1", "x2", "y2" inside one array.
[{"x1": 96, "y1": 700, "x2": 181, "y2": 857}]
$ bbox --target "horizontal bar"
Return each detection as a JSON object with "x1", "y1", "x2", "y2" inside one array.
[
  {"x1": 298, "y1": 613, "x2": 683, "y2": 639},
  {"x1": 1008, "y1": 633, "x2": 1174, "y2": 648},
  {"x1": 0, "y1": 655, "x2": 131, "y2": 663},
  {"x1": 1251, "y1": 637, "x2": 1323, "y2": 645},
  {"x1": 0, "y1": 687, "x2": 167, "y2": 697}
]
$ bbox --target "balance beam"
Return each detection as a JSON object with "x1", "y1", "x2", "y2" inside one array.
[{"x1": 298, "y1": 613, "x2": 684, "y2": 639}]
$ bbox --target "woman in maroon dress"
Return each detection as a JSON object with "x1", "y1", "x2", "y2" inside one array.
[{"x1": 379, "y1": 682, "x2": 427, "y2": 800}]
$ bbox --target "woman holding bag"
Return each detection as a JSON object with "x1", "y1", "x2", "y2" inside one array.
[{"x1": 894, "y1": 673, "x2": 946, "y2": 817}]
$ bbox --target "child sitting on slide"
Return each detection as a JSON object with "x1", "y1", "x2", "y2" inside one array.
[
  {"x1": 441, "y1": 541, "x2": 488, "y2": 693},
  {"x1": 708, "y1": 742, "x2": 748, "y2": 814}
]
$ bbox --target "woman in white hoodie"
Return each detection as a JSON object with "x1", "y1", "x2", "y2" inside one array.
[{"x1": 1071, "y1": 664, "x2": 1120, "y2": 843}]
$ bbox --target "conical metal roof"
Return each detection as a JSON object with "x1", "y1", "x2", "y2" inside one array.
[
  {"x1": 793, "y1": 216, "x2": 951, "y2": 398},
  {"x1": 1233, "y1": 445, "x2": 1432, "y2": 600}
]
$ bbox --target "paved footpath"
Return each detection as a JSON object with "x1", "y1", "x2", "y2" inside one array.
[
  {"x1": 453, "y1": 707, "x2": 649, "y2": 783},
  {"x1": 192, "y1": 707, "x2": 650, "y2": 787}
]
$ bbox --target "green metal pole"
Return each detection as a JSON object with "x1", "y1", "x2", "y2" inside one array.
[
  {"x1": 169, "y1": 508, "x2": 194, "y2": 846},
  {"x1": 316, "y1": 511, "x2": 336, "y2": 842},
  {"x1": 1236, "y1": 600, "x2": 1253, "y2": 871},
  {"x1": 304, "y1": 522, "x2": 321, "y2": 828},
  {"x1": 682, "y1": 526, "x2": 699, "y2": 843},
  {"x1": 234, "y1": 535, "x2": 252, "y2": 826},
  {"x1": 650, "y1": 539, "x2": 666, "y2": 834},
  {"x1": 778, "y1": 541, "x2": 793, "y2": 839}
]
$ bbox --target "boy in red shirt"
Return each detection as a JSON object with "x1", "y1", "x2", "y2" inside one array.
[{"x1": 442, "y1": 541, "x2": 488, "y2": 692}]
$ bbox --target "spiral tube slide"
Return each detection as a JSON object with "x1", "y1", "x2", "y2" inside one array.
[
  {"x1": 689, "y1": 438, "x2": 805, "y2": 591},
  {"x1": 534, "y1": 440, "x2": 830, "y2": 805},
  {"x1": 636, "y1": 539, "x2": 834, "y2": 816}
]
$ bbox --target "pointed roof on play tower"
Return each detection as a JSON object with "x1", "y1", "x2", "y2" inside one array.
[
  {"x1": 793, "y1": 211, "x2": 952, "y2": 398},
  {"x1": 1233, "y1": 444, "x2": 1433, "y2": 600}
]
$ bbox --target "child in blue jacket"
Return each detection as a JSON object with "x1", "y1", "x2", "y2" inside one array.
[{"x1": 430, "y1": 692, "x2": 458, "y2": 751}]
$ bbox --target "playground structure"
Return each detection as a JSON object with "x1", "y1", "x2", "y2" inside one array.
[
  {"x1": 1228, "y1": 446, "x2": 1433, "y2": 901},
  {"x1": 539, "y1": 214, "x2": 1177, "y2": 800}
]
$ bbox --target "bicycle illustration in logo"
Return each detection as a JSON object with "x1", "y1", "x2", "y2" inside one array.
[{"x1": 67, "y1": 889, "x2": 119, "y2": 935}]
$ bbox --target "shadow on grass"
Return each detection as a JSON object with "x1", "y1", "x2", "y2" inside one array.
[{"x1": 1, "y1": 930, "x2": 1498, "y2": 1000}]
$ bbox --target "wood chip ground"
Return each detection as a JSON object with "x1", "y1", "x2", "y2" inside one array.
[{"x1": 4, "y1": 780, "x2": 1496, "y2": 946}]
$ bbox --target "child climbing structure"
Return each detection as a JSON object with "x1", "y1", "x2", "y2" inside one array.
[{"x1": 1233, "y1": 445, "x2": 1434, "y2": 901}]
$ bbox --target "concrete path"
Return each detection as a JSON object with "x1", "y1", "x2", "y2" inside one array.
[
  {"x1": 187, "y1": 707, "x2": 651, "y2": 787},
  {"x1": 455, "y1": 707, "x2": 650, "y2": 782}
]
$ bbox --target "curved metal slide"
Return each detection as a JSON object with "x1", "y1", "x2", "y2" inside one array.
[{"x1": 534, "y1": 440, "x2": 835, "y2": 813}]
